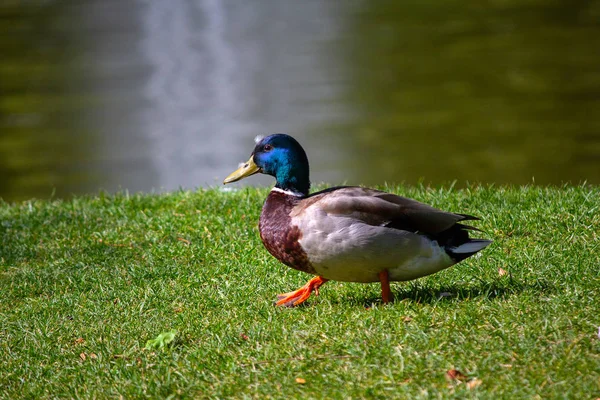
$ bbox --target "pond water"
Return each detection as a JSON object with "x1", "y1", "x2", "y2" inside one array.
[{"x1": 1, "y1": 0, "x2": 600, "y2": 201}]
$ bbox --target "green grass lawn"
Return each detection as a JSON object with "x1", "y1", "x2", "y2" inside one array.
[{"x1": 1, "y1": 185, "x2": 599, "y2": 399}]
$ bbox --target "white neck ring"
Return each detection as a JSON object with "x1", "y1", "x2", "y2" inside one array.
[{"x1": 271, "y1": 187, "x2": 304, "y2": 197}]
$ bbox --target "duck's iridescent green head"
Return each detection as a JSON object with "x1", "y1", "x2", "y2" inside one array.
[{"x1": 223, "y1": 134, "x2": 310, "y2": 195}]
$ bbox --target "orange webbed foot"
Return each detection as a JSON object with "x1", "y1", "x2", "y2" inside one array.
[{"x1": 275, "y1": 276, "x2": 329, "y2": 307}]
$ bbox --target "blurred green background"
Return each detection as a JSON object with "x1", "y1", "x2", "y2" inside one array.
[{"x1": 1, "y1": 0, "x2": 599, "y2": 201}]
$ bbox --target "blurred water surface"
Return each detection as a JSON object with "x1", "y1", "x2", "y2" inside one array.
[{"x1": 1, "y1": 0, "x2": 599, "y2": 201}]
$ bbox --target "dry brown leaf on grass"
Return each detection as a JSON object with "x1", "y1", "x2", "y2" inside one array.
[
  {"x1": 79, "y1": 352, "x2": 97, "y2": 361},
  {"x1": 446, "y1": 369, "x2": 482, "y2": 389},
  {"x1": 177, "y1": 237, "x2": 191, "y2": 245},
  {"x1": 498, "y1": 267, "x2": 508, "y2": 277},
  {"x1": 295, "y1": 378, "x2": 306, "y2": 384},
  {"x1": 446, "y1": 369, "x2": 467, "y2": 381},
  {"x1": 74, "y1": 337, "x2": 85, "y2": 345}
]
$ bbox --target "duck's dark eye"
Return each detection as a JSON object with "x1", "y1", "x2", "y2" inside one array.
[{"x1": 263, "y1": 144, "x2": 273, "y2": 152}]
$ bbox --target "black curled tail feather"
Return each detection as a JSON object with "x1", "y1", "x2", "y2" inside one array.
[
  {"x1": 446, "y1": 239, "x2": 493, "y2": 262},
  {"x1": 427, "y1": 223, "x2": 492, "y2": 263}
]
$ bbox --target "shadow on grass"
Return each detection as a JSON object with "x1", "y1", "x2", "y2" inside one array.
[{"x1": 339, "y1": 278, "x2": 553, "y2": 308}]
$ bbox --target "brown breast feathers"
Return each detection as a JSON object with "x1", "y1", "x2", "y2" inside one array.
[{"x1": 258, "y1": 191, "x2": 315, "y2": 274}]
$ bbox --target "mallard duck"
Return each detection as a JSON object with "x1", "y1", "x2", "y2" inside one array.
[{"x1": 223, "y1": 134, "x2": 491, "y2": 306}]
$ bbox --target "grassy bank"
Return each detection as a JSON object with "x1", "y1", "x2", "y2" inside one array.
[{"x1": 1, "y1": 185, "x2": 599, "y2": 398}]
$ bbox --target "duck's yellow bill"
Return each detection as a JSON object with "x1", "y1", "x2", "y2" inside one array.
[{"x1": 223, "y1": 156, "x2": 260, "y2": 184}]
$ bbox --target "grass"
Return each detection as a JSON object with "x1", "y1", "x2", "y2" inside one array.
[{"x1": 1, "y1": 184, "x2": 599, "y2": 399}]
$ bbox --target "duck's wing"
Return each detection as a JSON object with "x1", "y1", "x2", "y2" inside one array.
[{"x1": 294, "y1": 186, "x2": 476, "y2": 235}]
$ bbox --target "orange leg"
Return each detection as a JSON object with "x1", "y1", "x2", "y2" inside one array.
[
  {"x1": 275, "y1": 276, "x2": 329, "y2": 307},
  {"x1": 379, "y1": 270, "x2": 393, "y2": 304}
]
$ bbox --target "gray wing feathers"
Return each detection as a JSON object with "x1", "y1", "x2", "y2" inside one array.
[{"x1": 299, "y1": 187, "x2": 471, "y2": 235}]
